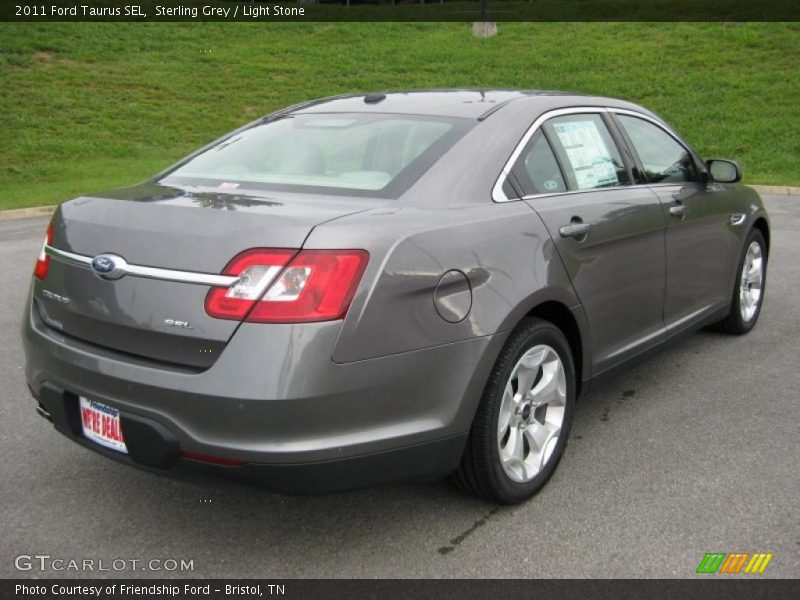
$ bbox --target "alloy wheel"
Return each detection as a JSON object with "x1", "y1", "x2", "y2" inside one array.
[
  {"x1": 497, "y1": 344, "x2": 567, "y2": 483},
  {"x1": 739, "y1": 240, "x2": 764, "y2": 322}
]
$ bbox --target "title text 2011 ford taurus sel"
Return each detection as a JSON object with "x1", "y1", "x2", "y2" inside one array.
[{"x1": 23, "y1": 90, "x2": 769, "y2": 504}]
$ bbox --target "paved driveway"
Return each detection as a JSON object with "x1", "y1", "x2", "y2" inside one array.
[{"x1": 1, "y1": 195, "x2": 797, "y2": 578}]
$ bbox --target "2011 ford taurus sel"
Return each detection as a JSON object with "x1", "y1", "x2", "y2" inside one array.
[{"x1": 22, "y1": 90, "x2": 769, "y2": 504}]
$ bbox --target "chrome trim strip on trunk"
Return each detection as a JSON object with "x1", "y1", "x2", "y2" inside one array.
[
  {"x1": 45, "y1": 245, "x2": 93, "y2": 268},
  {"x1": 44, "y1": 245, "x2": 239, "y2": 287}
]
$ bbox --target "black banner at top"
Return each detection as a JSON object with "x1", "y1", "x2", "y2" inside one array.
[{"x1": 2, "y1": 0, "x2": 800, "y2": 23}]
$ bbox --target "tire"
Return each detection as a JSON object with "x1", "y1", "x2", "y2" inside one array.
[
  {"x1": 716, "y1": 228, "x2": 767, "y2": 335},
  {"x1": 452, "y1": 318, "x2": 576, "y2": 504}
]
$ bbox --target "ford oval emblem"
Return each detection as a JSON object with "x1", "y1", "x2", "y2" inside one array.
[
  {"x1": 90, "y1": 254, "x2": 126, "y2": 279},
  {"x1": 91, "y1": 255, "x2": 115, "y2": 273}
]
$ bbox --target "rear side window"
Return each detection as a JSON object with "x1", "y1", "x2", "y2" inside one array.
[
  {"x1": 161, "y1": 113, "x2": 472, "y2": 199},
  {"x1": 616, "y1": 115, "x2": 698, "y2": 184},
  {"x1": 544, "y1": 114, "x2": 630, "y2": 191},
  {"x1": 511, "y1": 131, "x2": 567, "y2": 196}
]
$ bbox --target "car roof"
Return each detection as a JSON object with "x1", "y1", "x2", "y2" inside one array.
[{"x1": 287, "y1": 89, "x2": 647, "y2": 120}]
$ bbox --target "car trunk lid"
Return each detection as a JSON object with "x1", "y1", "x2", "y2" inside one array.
[{"x1": 33, "y1": 183, "x2": 375, "y2": 369}]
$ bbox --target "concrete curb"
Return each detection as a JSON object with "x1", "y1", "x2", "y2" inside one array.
[
  {"x1": 750, "y1": 185, "x2": 800, "y2": 197},
  {"x1": 1, "y1": 185, "x2": 798, "y2": 223},
  {"x1": 0, "y1": 205, "x2": 56, "y2": 222}
]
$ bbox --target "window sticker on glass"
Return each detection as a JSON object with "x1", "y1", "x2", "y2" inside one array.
[
  {"x1": 543, "y1": 179, "x2": 560, "y2": 192},
  {"x1": 552, "y1": 121, "x2": 620, "y2": 190}
]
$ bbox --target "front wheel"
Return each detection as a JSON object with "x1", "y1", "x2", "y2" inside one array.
[
  {"x1": 453, "y1": 318, "x2": 576, "y2": 504},
  {"x1": 716, "y1": 228, "x2": 767, "y2": 335}
]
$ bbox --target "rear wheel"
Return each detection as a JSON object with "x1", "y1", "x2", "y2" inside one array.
[
  {"x1": 717, "y1": 229, "x2": 767, "y2": 335},
  {"x1": 453, "y1": 318, "x2": 576, "y2": 504}
]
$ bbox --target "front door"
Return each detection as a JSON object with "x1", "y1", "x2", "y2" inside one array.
[{"x1": 613, "y1": 113, "x2": 739, "y2": 333}]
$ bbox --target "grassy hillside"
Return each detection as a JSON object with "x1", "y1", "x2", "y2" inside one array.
[{"x1": 0, "y1": 22, "x2": 798, "y2": 209}]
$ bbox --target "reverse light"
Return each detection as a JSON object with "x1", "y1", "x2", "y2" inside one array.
[
  {"x1": 205, "y1": 248, "x2": 369, "y2": 324},
  {"x1": 34, "y1": 224, "x2": 54, "y2": 280},
  {"x1": 205, "y1": 248, "x2": 297, "y2": 320}
]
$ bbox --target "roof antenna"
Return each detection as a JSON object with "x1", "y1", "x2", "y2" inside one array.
[{"x1": 364, "y1": 93, "x2": 386, "y2": 104}]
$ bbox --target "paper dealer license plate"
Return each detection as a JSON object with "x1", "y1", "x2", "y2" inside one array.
[{"x1": 79, "y1": 397, "x2": 128, "y2": 454}]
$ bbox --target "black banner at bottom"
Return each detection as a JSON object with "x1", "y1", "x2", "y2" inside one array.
[{"x1": 2, "y1": 579, "x2": 800, "y2": 600}]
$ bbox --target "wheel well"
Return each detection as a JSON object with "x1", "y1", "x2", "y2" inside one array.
[
  {"x1": 526, "y1": 301, "x2": 584, "y2": 397},
  {"x1": 753, "y1": 217, "x2": 770, "y2": 254}
]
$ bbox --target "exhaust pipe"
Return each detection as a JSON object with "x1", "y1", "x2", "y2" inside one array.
[{"x1": 36, "y1": 404, "x2": 52, "y2": 422}]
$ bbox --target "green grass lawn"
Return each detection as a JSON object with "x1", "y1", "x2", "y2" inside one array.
[{"x1": 0, "y1": 22, "x2": 798, "y2": 210}]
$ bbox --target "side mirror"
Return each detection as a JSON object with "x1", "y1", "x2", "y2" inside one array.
[{"x1": 707, "y1": 159, "x2": 742, "y2": 184}]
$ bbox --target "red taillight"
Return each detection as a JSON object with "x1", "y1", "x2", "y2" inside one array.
[
  {"x1": 205, "y1": 248, "x2": 369, "y2": 324},
  {"x1": 34, "y1": 224, "x2": 54, "y2": 280},
  {"x1": 204, "y1": 248, "x2": 298, "y2": 320},
  {"x1": 248, "y1": 249, "x2": 369, "y2": 323}
]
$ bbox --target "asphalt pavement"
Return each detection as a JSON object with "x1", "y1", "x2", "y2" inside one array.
[{"x1": 1, "y1": 195, "x2": 798, "y2": 579}]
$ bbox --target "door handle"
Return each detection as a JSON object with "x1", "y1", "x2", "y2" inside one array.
[
  {"x1": 559, "y1": 222, "x2": 593, "y2": 238},
  {"x1": 669, "y1": 204, "x2": 685, "y2": 217}
]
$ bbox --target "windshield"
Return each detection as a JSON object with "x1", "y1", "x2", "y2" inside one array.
[{"x1": 161, "y1": 113, "x2": 472, "y2": 198}]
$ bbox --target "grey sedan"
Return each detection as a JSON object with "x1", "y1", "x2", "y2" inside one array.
[{"x1": 22, "y1": 90, "x2": 769, "y2": 504}]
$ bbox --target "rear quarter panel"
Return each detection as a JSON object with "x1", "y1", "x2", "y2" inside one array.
[{"x1": 304, "y1": 202, "x2": 581, "y2": 364}]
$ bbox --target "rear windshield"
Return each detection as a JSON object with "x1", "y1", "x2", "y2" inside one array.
[{"x1": 160, "y1": 113, "x2": 472, "y2": 198}]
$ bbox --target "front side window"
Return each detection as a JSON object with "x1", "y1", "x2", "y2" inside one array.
[
  {"x1": 543, "y1": 114, "x2": 630, "y2": 191},
  {"x1": 616, "y1": 115, "x2": 698, "y2": 184},
  {"x1": 161, "y1": 113, "x2": 471, "y2": 198}
]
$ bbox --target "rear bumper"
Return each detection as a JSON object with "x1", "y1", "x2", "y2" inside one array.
[
  {"x1": 23, "y1": 299, "x2": 505, "y2": 493},
  {"x1": 34, "y1": 382, "x2": 467, "y2": 494}
]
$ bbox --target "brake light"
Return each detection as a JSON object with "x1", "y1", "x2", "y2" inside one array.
[
  {"x1": 249, "y1": 249, "x2": 369, "y2": 323},
  {"x1": 205, "y1": 248, "x2": 369, "y2": 324},
  {"x1": 34, "y1": 224, "x2": 54, "y2": 280}
]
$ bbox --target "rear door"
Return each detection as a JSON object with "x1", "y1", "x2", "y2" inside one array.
[
  {"x1": 611, "y1": 112, "x2": 739, "y2": 333},
  {"x1": 511, "y1": 111, "x2": 667, "y2": 374}
]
